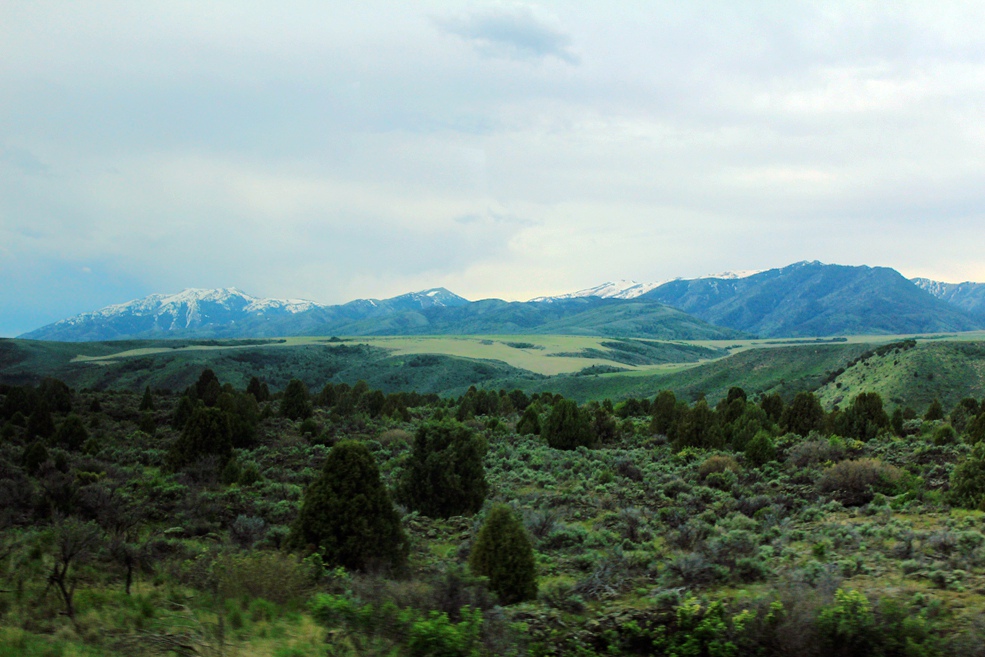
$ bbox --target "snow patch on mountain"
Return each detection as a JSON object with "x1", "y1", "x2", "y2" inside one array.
[{"x1": 530, "y1": 280, "x2": 666, "y2": 302}]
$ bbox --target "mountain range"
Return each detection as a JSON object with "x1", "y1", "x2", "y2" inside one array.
[{"x1": 18, "y1": 261, "x2": 985, "y2": 342}]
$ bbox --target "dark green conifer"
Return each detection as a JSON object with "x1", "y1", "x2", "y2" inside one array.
[
  {"x1": 469, "y1": 504, "x2": 537, "y2": 604},
  {"x1": 54, "y1": 414, "x2": 89, "y2": 451},
  {"x1": 924, "y1": 398, "x2": 945, "y2": 422},
  {"x1": 172, "y1": 395, "x2": 196, "y2": 430},
  {"x1": 166, "y1": 406, "x2": 233, "y2": 471},
  {"x1": 844, "y1": 392, "x2": 890, "y2": 441},
  {"x1": 781, "y1": 392, "x2": 825, "y2": 436},
  {"x1": 543, "y1": 399, "x2": 593, "y2": 450},
  {"x1": 287, "y1": 440, "x2": 407, "y2": 571},
  {"x1": 516, "y1": 405, "x2": 541, "y2": 436},
  {"x1": 650, "y1": 390, "x2": 679, "y2": 436},
  {"x1": 745, "y1": 430, "x2": 776, "y2": 467},
  {"x1": 139, "y1": 386, "x2": 155, "y2": 412},
  {"x1": 27, "y1": 401, "x2": 55, "y2": 440},
  {"x1": 280, "y1": 379, "x2": 313, "y2": 421},
  {"x1": 397, "y1": 420, "x2": 487, "y2": 518}
]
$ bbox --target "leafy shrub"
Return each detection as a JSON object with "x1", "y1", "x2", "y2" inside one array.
[
  {"x1": 745, "y1": 430, "x2": 776, "y2": 467},
  {"x1": 216, "y1": 551, "x2": 309, "y2": 607},
  {"x1": 932, "y1": 424, "x2": 957, "y2": 445},
  {"x1": 788, "y1": 437, "x2": 845, "y2": 467},
  {"x1": 817, "y1": 459, "x2": 902, "y2": 506},
  {"x1": 816, "y1": 589, "x2": 879, "y2": 657},
  {"x1": 698, "y1": 455, "x2": 740, "y2": 480},
  {"x1": 949, "y1": 443, "x2": 985, "y2": 509}
]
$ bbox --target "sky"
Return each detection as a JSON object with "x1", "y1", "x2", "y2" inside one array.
[{"x1": 2, "y1": 1, "x2": 985, "y2": 336}]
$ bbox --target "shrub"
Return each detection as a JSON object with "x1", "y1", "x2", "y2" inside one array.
[
  {"x1": 924, "y1": 399, "x2": 944, "y2": 422},
  {"x1": 287, "y1": 440, "x2": 408, "y2": 572},
  {"x1": 816, "y1": 588, "x2": 879, "y2": 657},
  {"x1": 516, "y1": 405, "x2": 540, "y2": 435},
  {"x1": 745, "y1": 430, "x2": 776, "y2": 467},
  {"x1": 698, "y1": 455, "x2": 740, "y2": 480},
  {"x1": 397, "y1": 420, "x2": 488, "y2": 518},
  {"x1": 949, "y1": 443, "x2": 985, "y2": 509},
  {"x1": 216, "y1": 551, "x2": 309, "y2": 606},
  {"x1": 817, "y1": 458, "x2": 902, "y2": 506},
  {"x1": 932, "y1": 424, "x2": 957, "y2": 446},
  {"x1": 469, "y1": 505, "x2": 537, "y2": 604}
]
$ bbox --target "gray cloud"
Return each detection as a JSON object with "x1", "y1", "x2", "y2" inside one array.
[
  {"x1": 434, "y1": 5, "x2": 578, "y2": 64},
  {"x1": 2, "y1": 2, "x2": 985, "y2": 334}
]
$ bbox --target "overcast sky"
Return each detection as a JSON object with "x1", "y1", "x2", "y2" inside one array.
[{"x1": 3, "y1": 1, "x2": 985, "y2": 336}]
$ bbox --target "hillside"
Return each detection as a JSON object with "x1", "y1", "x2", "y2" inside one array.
[
  {"x1": 642, "y1": 261, "x2": 982, "y2": 337},
  {"x1": 815, "y1": 339, "x2": 985, "y2": 412}
]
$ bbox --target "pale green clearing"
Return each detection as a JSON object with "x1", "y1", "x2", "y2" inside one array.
[{"x1": 68, "y1": 331, "x2": 985, "y2": 377}]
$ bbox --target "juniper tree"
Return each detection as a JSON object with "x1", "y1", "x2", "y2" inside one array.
[
  {"x1": 543, "y1": 399, "x2": 593, "y2": 450},
  {"x1": 287, "y1": 440, "x2": 407, "y2": 572},
  {"x1": 280, "y1": 379, "x2": 313, "y2": 421},
  {"x1": 468, "y1": 504, "x2": 537, "y2": 604},
  {"x1": 397, "y1": 420, "x2": 488, "y2": 518},
  {"x1": 166, "y1": 406, "x2": 233, "y2": 471},
  {"x1": 139, "y1": 386, "x2": 155, "y2": 412},
  {"x1": 781, "y1": 392, "x2": 825, "y2": 437}
]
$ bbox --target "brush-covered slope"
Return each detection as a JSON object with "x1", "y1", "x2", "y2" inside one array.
[
  {"x1": 815, "y1": 339, "x2": 985, "y2": 412},
  {"x1": 642, "y1": 261, "x2": 982, "y2": 337}
]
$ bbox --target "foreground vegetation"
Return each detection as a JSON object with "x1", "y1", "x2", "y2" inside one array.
[{"x1": 4, "y1": 353, "x2": 985, "y2": 654}]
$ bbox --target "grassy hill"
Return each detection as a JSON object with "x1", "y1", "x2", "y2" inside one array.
[{"x1": 815, "y1": 340, "x2": 985, "y2": 412}]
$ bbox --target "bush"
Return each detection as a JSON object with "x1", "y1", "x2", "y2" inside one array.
[
  {"x1": 54, "y1": 414, "x2": 88, "y2": 451},
  {"x1": 287, "y1": 440, "x2": 408, "y2": 572},
  {"x1": 397, "y1": 420, "x2": 488, "y2": 518},
  {"x1": 817, "y1": 459, "x2": 902, "y2": 506},
  {"x1": 949, "y1": 442, "x2": 985, "y2": 509},
  {"x1": 816, "y1": 588, "x2": 879, "y2": 657},
  {"x1": 469, "y1": 505, "x2": 537, "y2": 604},
  {"x1": 216, "y1": 551, "x2": 309, "y2": 607},
  {"x1": 745, "y1": 430, "x2": 776, "y2": 467},
  {"x1": 698, "y1": 455, "x2": 740, "y2": 480}
]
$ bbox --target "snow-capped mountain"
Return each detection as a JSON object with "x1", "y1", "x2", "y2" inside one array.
[
  {"x1": 531, "y1": 270, "x2": 765, "y2": 303},
  {"x1": 912, "y1": 278, "x2": 985, "y2": 319},
  {"x1": 19, "y1": 287, "x2": 471, "y2": 341},
  {"x1": 529, "y1": 280, "x2": 665, "y2": 302}
]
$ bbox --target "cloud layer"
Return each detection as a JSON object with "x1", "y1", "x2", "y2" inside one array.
[{"x1": 2, "y1": 1, "x2": 985, "y2": 335}]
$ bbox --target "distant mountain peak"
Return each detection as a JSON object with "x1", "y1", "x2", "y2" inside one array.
[{"x1": 530, "y1": 279, "x2": 665, "y2": 302}]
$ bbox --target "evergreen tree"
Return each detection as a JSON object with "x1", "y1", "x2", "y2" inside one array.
[
  {"x1": 781, "y1": 392, "x2": 825, "y2": 436},
  {"x1": 280, "y1": 379, "x2": 313, "y2": 421},
  {"x1": 54, "y1": 414, "x2": 89, "y2": 451},
  {"x1": 843, "y1": 392, "x2": 890, "y2": 441},
  {"x1": 516, "y1": 405, "x2": 541, "y2": 436},
  {"x1": 760, "y1": 392, "x2": 784, "y2": 424},
  {"x1": 924, "y1": 398, "x2": 945, "y2": 422},
  {"x1": 397, "y1": 420, "x2": 488, "y2": 518},
  {"x1": 172, "y1": 395, "x2": 196, "y2": 430},
  {"x1": 139, "y1": 386, "x2": 155, "y2": 412},
  {"x1": 39, "y1": 378, "x2": 73, "y2": 414},
  {"x1": 469, "y1": 504, "x2": 537, "y2": 605},
  {"x1": 891, "y1": 408, "x2": 905, "y2": 437},
  {"x1": 246, "y1": 376, "x2": 271, "y2": 403},
  {"x1": 27, "y1": 400, "x2": 55, "y2": 440},
  {"x1": 218, "y1": 392, "x2": 260, "y2": 449},
  {"x1": 194, "y1": 369, "x2": 222, "y2": 407},
  {"x1": 166, "y1": 406, "x2": 233, "y2": 471},
  {"x1": 673, "y1": 400, "x2": 723, "y2": 449},
  {"x1": 543, "y1": 399, "x2": 593, "y2": 450},
  {"x1": 288, "y1": 440, "x2": 408, "y2": 571},
  {"x1": 650, "y1": 390, "x2": 679, "y2": 436}
]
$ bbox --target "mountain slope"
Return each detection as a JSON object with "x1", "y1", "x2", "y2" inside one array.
[
  {"x1": 20, "y1": 288, "x2": 743, "y2": 342},
  {"x1": 912, "y1": 278, "x2": 985, "y2": 320},
  {"x1": 641, "y1": 262, "x2": 983, "y2": 337}
]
